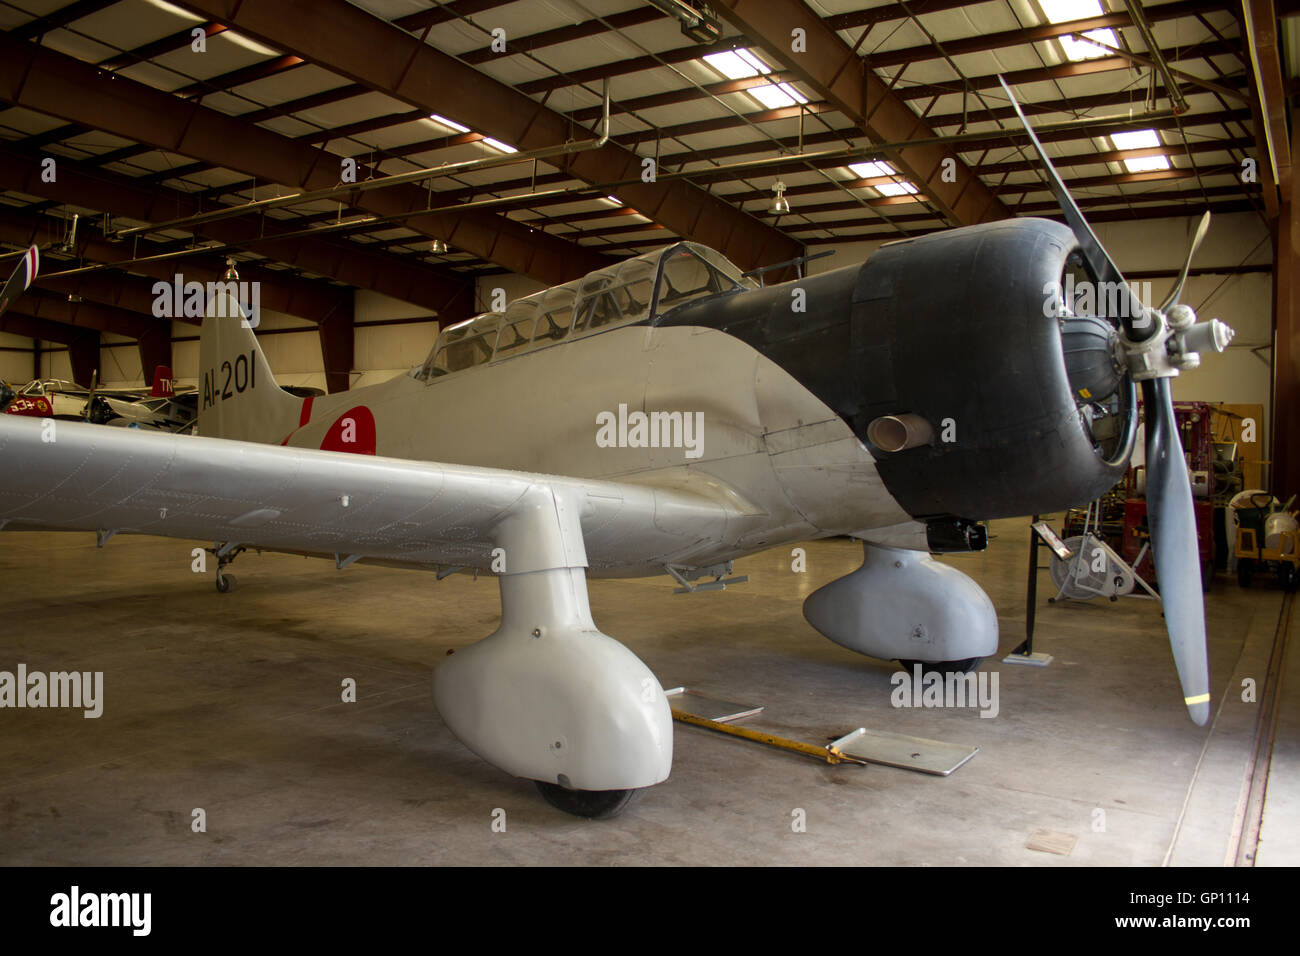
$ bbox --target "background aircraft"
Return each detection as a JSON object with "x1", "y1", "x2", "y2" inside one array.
[{"x1": 0, "y1": 92, "x2": 1234, "y2": 817}]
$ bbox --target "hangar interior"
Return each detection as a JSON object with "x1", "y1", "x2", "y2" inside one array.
[{"x1": 0, "y1": 0, "x2": 1297, "y2": 865}]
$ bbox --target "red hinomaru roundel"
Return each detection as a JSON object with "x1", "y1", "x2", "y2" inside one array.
[{"x1": 320, "y1": 406, "x2": 376, "y2": 455}]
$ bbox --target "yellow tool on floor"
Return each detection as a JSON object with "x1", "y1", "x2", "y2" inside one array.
[{"x1": 670, "y1": 708, "x2": 869, "y2": 766}]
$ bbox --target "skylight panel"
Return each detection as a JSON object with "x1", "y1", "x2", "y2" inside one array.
[
  {"x1": 703, "y1": 50, "x2": 762, "y2": 80},
  {"x1": 1039, "y1": 0, "x2": 1117, "y2": 61},
  {"x1": 845, "y1": 160, "x2": 917, "y2": 195},
  {"x1": 1110, "y1": 129, "x2": 1161, "y2": 150},
  {"x1": 1059, "y1": 29, "x2": 1118, "y2": 61},
  {"x1": 1108, "y1": 129, "x2": 1169, "y2": 171},
  {"x1": 749, "y1": 82, "x2": 808, "y2": 110},
  {"x1": 1122, "y1": 155, "x2": 1171, "y2": 173},
  {"x1": 848, "y1": 161, "x2": 895, "y2": 179},
  {"x1": 703, "y1": 48, "x2": 808, "y2": 110}
]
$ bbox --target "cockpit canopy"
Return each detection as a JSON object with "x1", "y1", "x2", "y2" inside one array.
[{"x1": 416, "y1": 242, "x2": 755, "y2": 380}]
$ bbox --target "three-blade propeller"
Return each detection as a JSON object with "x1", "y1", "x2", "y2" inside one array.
[{"x1": 999, "y1": 77, "x2": 1223, "y2": 725}]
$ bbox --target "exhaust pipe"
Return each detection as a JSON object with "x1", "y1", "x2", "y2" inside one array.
[{"x1": 867, "y1": 413, "x2": 933, "y2": 452}]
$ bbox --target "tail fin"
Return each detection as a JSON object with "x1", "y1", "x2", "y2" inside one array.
[
  {"x1": 197, "y1": 287, "x2": 301, "y2": 443},
  {"x1": 149, "y1": 365, "x2": 175, "y2": 398}
]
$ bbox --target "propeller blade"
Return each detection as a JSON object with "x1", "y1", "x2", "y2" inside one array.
[
  {"x1": 1004, "y1": 71, "x2": 1215, "y2": 725},
  {"x1": 997, "y1": 76, "x2": 1146, "y2": 335},
  {"x1": 0, "y1": 245, "x2": 39, "y2": 319},
  {"x1": 83, "y1": 369, "x2": 99, "y2": 423},
  {"x1": 1159, "y1": 211, "x2": 1212, "y2": 312},
  {"x1": 1142, "y1": 377, "x2": 1211, "y2": 725}
]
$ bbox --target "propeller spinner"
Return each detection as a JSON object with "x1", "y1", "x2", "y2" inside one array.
[{"x1": 999, "y1": 76, "x2": 1234, "y2": 726}]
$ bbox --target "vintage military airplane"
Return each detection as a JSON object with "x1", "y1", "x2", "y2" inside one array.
[{"x1": 0, "y1": 87, "x2": 1233, "y2": 817}]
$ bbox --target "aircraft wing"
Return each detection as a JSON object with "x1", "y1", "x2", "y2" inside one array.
[{"x1": 0, "y1": 415, "x2": 743, "y2": 574}]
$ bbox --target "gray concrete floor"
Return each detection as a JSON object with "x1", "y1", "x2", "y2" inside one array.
[{"x1": 0, "y1": 519, "x2": 1291, "y2": 866}]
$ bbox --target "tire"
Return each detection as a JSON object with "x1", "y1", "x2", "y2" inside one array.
[
  {"x1": 215, "y1": 573, "x2": 237, "y2": 593},
  {"x1": 897, "y1": 657, "x2": 983, "y2": 679},
  {"x1": 535, "y1": 781, "x2": 640, "y2": 819},
  {"x1": 1237, "y1": 560, "x2": 1253, "y2": 588}
]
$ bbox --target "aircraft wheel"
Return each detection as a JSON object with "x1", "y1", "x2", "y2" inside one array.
[
  {"x1": 215, "y1": 573, "x2": 237, "y2": 594},
  {"x1": 897, "y1": 657, "x2": 983, "y2": 678},
  {"x1": 535, "y1": 781, "x2": 640, "y2": 819}
]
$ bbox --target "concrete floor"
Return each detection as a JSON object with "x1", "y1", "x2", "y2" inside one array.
[{"x1": 0, "y1": 519, "x2": 1292, "y2": 866}]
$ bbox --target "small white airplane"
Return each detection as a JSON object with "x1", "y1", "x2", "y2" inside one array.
[{"x1": 0, "y1": 90, "x2": 1234, "y2": 817}]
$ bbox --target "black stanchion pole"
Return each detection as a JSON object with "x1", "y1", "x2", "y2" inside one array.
[{"x1": 1014, "y1": 514, "x2": 1040, "y2": 656}]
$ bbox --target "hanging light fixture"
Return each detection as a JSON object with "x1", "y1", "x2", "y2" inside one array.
[
  {"x1": 770, "y1": 181, "x2": 790, "y2": 215},
  {"x1": 431, "y1": 239, "x2": 449, "y2": 255}
]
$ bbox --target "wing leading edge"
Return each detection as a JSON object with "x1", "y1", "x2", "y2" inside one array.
[{"x1": 0, "y1": 416, "x2": 744, "y2": 575}]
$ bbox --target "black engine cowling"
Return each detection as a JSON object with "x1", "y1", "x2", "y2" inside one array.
[
  {"x1": 659, "y1": 217, "x2": 1136, "y2": 523},
  {"x1": 848, "y1": 217, "x2": 1135, "y2": 519}
]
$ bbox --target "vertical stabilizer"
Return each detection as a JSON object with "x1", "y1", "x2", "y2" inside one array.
[{"x1": 197, "y1": 287, "x2": 300, "y2": 443}]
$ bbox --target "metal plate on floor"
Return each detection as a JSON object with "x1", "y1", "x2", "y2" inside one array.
[
  {"x1": 830, "y1": 728, "x2": 978, "y2": 776},
  {"x1": 664, "y1": 688, "x2": 763, "y2": 723}
]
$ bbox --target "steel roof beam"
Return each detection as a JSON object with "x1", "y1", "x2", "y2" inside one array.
[
  {"x1": 0, "y1": 202, "x2": 347, "y2": 323},
  {"x1": 864, "y1": 0, "x2": 1230, "y2": 69},
  {"x1": 1239, "y1": 0, "x2": 1293, "y2": 216},
  {"x1": 710, "y1": 0, "x2": 1009, "y2": 226},
  {"x1": 6, "y1": 0, "x2": 123, "y2": 41},
  {"x1": 173, "y1": 0, "x2": 805, "y2": 274},
  {"x1": 0, "y1": 148, "x2": 471, "y2": 321},
  {"x1": 0, "y1": 32, "x2": 606, "y2": 286},
  {"x1": 17, "y1": 289, "x2": 157, "y2": 339}
]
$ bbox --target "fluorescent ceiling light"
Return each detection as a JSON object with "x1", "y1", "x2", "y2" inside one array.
[
  {"x1": 221, "y1": 29, "x2": 279, "y2": 57},
  {"x1": 429, "y1": 114, "x2": 470, "y2": 134},
  {"x1": 481, "y1": 137, "x2": 517, "y2": 154},
  {"x1": 604, "y1": 196, "x2": 623, "y2": 206},
  {"x1": 875, "y1": 181, "x2": 918, "y2": 197},
  {"x1": 142, "y1": 0, "x2": 203, "y2": 21},
  {"x1": 1110, "y1": 129, "x2": 1161, "y2": 150},
  {"x1": 848, "y1": 160, "x2": 895, "y2": 179},
  {"x1": 1122, "y1": 155, "x2": 1171, "y2": 173}
]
